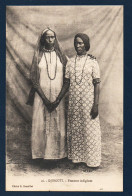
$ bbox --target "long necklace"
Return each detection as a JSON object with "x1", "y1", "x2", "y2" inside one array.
[
  {"x1": 44, "y1": 52, "x2": 57, "y2": 80},
  {"x1": 74, "y1": 54, "x2": 88, "y2": 85}
]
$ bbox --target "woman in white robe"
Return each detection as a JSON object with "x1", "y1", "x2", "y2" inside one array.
[{"x1": 27, "y1": 28, "x2": 68, "y2": 159}]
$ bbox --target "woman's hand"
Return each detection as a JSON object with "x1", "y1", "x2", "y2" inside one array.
[
  {"x1": 42, "y1": 99, "x2": 52, "y2": 111},
  {"x1": 51, "y1": 99, "x2": 60, "y2": 112},
  {"x1": 47, "y1": 99, "x2": 60, "y2": 113},
  {"x1": 90, "y1": 104, "x2": 98, "y2": 119}
]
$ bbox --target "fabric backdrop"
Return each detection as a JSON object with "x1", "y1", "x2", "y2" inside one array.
[{"x1": 6, "y1": 6, "x2": 123, "y2": 127}]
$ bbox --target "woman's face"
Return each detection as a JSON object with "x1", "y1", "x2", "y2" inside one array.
[
  {"x1": 44, "y1": 30, "x2": 55, "y2": 48},
  {"x1": 74, "y1": 37, "x2": 86, "y2": 55}
]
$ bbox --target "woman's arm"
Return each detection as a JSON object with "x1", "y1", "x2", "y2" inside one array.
[
  {"x1": 48, "y1": 78, "x2": 70, "y2": 112},
  {"x1": 93, "y1": 81, "x2": 100, "y2": 106},
  {"x1": 90, "y1": 81, "x2": 100, "y2": 119},
  {"x1": 33, "y1": 83, "x2": 51, "y2": 107},
  {"x1": 56, "y1": 78, "x2": 70, "y2": 102},
  {"x1": 48, "y1": 58, "x2": 70, "y2": 112}
]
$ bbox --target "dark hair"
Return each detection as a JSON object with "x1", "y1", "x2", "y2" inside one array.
[{"x1": 74, "y1": 33, "x2": 90, "y2": 51}]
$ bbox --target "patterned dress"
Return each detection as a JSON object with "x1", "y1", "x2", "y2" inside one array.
[
  {"x1": 65, "y1": 54, "x2": 101, "y2": 167},
  {"x1": 32, "y1": 51, "x2": 67, "y2": 159}
]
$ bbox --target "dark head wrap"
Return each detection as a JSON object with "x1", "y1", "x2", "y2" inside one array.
[{"x1": 74, "y1": 33, "x2": 90, "y2": 51}]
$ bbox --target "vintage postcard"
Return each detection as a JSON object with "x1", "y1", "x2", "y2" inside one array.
[{"x1": 6, "y1": 5, "x2": 123, "y2": 191}]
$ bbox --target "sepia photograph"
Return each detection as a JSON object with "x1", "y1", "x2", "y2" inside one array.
[{"x1": 6, "y1": 5, "x2": 123, "y2": 191}]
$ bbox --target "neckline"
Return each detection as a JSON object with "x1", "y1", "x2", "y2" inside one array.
[{"x1": 76, "y1": 53, "x2": 88, "y2": 58}]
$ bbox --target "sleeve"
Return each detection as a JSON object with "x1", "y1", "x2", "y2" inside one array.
[
  {"x1": 92, "y1": 60, "x2": 101, "y2": 84},
  {"x1": 65, "y1": 60, "x2": 70, "y2": 79}
]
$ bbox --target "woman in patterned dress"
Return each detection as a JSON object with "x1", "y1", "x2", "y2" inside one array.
[
  {"x1": 55, "y1": 33, "x2": 101, "y2": 167},
  {"x1": 27, "y1": 28, "x2": 68, "y2": 160}
]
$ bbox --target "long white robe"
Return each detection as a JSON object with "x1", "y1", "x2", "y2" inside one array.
[{"x1": 32, "y1": 51, "x2": 67, "y2": 159}]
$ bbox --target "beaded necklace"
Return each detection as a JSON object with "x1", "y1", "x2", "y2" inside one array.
[
  {"x1": 42, "y1": 47, "x2": 54, "y2": 53},
  {"x1": 44, "y1": 51, "x2": 57, "y2": 80},
  {"x1": 74, "y1": 54, "x2": 88, "y2": 85}
]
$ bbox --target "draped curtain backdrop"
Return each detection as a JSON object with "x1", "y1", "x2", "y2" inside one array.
[{"x1": 6, "y1": 6, "x2": 123, "y2": 127}]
